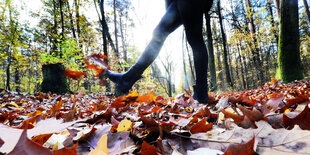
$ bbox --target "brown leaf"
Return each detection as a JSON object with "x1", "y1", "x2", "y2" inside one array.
[
  {"x1": 283, "y1": 104, "x2": 310, "y2": 130},
  {"x1": 31, "y1": 133, "x2": 53, "y2": 146},
  {"x1": 261, "y1": 95, "x2": 284, "y2": 115},
  {"x1": 190, "y1": 118, "x2": 213, "y2": 134},
  {"x1": 237, "y1": 105, "x2": 264, "y2": 122},
  {"x1": 224, "y1": 136, "x2": 256, "y2": 155},
  {"x1": 7, "y1": 127, "x2": 53, "y2": 155},
  {"x1": 141, "y1": 141, "x2": 159, "y2": 155},
  {"x1": 52, "y1": 143, "x2": 78, "y2": 155}
]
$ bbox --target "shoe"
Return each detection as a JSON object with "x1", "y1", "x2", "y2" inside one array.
[
  {"x1": 100, "y1": 64, "x2": 144, "y2": 96},
  {"x1": 192, "y1": 84, "x2": 209, "y2": 103}
]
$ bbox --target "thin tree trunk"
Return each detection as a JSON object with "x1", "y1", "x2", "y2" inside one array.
[
  {"x1": 217, "y1": 0, "x2": 233, "y2": 87},
  {"x1": 237, "y1": 43, "x2": 246, "y2": 89},
  {"x1": 185, "y1": 35, "x2": 195, "y2": 84},
  {"x1": 75, "y1": 0, "x2": 80, "y2": 38},
  {"x1": 15, "y1": 67, "x2": 20, "y2": 92},
  {"x1": 267, "y1": 0, "x2": 279, "y2": 48},
  {"x1": 98, "y1": 0, "x2": 110, "y2": 91},
  {"x1": 182, "y1": 31, "x2": 190, "y2": 91},
  {"x1": 246, "y1": 0, "x2": 264, "y2": 84},
  {"x1": 119, "y1": 14, "x2": 127, "y2": 64},
  {"x1": 303, "y1": 0, "x2": 310, "y2": 23},
  {"x1": 59, "y1": 0, "x2": 65, "y2": 40},
  {"x1": 205, "y1": 12, "x2": 217, "y2": 90},
  {"x1": 66, "y1": 1, "x2": 76, "y2": 39},
  {"x1": 52, "y1": 0, "x2": 58, "y2": 54},
  {"x1": 274, "y1": 0, "x2": 280, "y2": 17},
  {"x1": 113, "y1": 0, "x2": 119, "y2": 56}
]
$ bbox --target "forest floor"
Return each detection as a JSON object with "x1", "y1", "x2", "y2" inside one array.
[{"x1": 0, "y1": 79, "x2": 310, "y2": 155}]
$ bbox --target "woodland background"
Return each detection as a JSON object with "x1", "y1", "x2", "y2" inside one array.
[{"x1": 0, "y1": 0, "x2": 309, "y2": 96}]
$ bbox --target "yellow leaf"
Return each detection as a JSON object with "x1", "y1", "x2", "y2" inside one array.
[
  {"x1": 52, "y1": 142, "x2": 59, "y2": 150},
  {"x1": 117, "y1": 119, "x2": 132, "y2": 132},
  {"x1": 88, "y1": 134, "x2": 109, "y2": 155}
]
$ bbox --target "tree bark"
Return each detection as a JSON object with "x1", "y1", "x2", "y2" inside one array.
[
  {"x1": 277, "y1": 0, "x2": 304, "y2": 82},
  {"x1": 52, "y1": 0, "x2": 58, "y2": 54},
  {"x1": 66, "y1": 1, "x2": 76, "y2": 39},
  {"x1": 267, "y1": 0, "x2": 279, "y2": 48},
  {"x1": 274, "y1": 0, "x2": 280, "y2": 17},
  {"x1": 246, "y1": 0, "x2": 264, "y2": 84},
  {"x1": 217, "y1": 0, "x2": 233, "y2": 87},
  {"x1": 303, "y1": 0, "x2": 310, "y2": 23},
  {"x1": 113, "y1": 0, "x2": 119, "y2": 56},
  {"x1": 205, "y1": 12, "x2": 217, "y2": 91},
  {"x1": 41, "y1": 63, "x2": 71, "y2": 94},
  {"x1": 74, "y1": 0, "x2": 80, "y2": 38}
]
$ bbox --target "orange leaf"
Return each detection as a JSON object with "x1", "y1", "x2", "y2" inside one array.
[
  {"x1": 141, "y1": 141, "x2": 160, "y2": 155},
  {"x1": 237, "y1": 105, "x2": 264, "y2": 122},
  {"x1": 224, "y1": 136, "x2": 256, "y2": 155},
  {"x1": 283, "y1": 104, "x2": 310, "y2": 130},
  {"x1": 221, "y1": 109, "x2": 244, "y2": 123},
  {"x1": 53, "y1": 143, "x2": 78, "y2": 155},
  {"x1": 190, "y1": 118, "x2": 213, "y2": 134},
  {"x1": 280, "y1": 94, "x2": 309, "y2": 112},
  {"x1": 64, "y1": 69, "x2": 88, "y2": 80},
  {"x1": 31, "y1": 133, "x2": 53, "y2": 145},
  {"x1": 192, "y1": 106, "x2": 211, "y2": 118}
]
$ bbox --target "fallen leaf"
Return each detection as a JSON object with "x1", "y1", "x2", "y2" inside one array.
[
  {"x1": 117, "y1": 119, "x2": 132, "y2": 132},
  {"x1": 88, "y1": 134, "x2": 109, "y2": 155},
  {"x1": 52, "y1": 143, "x2": 78, "y2": 155},
  {"x1": 7, "y1": 127, "x2": 53, "y2": 155},
  {"x1": 190, "y1": 118, "x2": 213, "y2": 134},
  {"x1": 283, "y1": 104, "x2": 310, "y2": 130},
  {"x1": 223, "y1": 136, "x2": 256, "y2": 155},
  {"x1": 31, "y1": 133, "x2": 53, "y2": 145},
  {"x1": 141, "y1": 141, "x2": 159, "y2": 155}
]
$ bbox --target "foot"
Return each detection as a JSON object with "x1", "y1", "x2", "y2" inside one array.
[
  {"x1": 192, "y1": 85, "x2": 209, "y2": 104},
  {"x1": 102, "y1": 70, "x2": 142, "y2": 96}
]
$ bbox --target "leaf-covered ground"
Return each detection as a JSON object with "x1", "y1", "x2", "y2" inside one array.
[{"x1": 0, "y1": 79, "x2": 310, "y2": 155}]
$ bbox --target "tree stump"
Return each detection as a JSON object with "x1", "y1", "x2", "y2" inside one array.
[{"x1": 41, "y1": 63, "x2": 71, "y2": 94}]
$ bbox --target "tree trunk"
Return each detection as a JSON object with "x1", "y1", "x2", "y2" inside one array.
[
  {"x1": 119, "y1": 14, "x2": 127, "y2": 67},
  {"x1": 267, "y1": 0, "x2": 279, "y2": 48},
  {"x1": 98, "y1": 0, "x2": 111, "y2": 91},
  {"x1": 246, "y1": 0, "x2": 264, "y2": 83},
  {"x1": 41, "y1": 63, "x2": 71, "y2": 94},
  {"x1": 52, "y1": 0, "x2": 58, "y2": 54},
  {"x1": 14, "y1": 67, "x2": 20, "y2": 93},
  {"x1": 303, "y1": 0, "x2": 310, "y2": 23},
  {"x1": 274, "y1": 0, "x2": 280, "y2": 17},
  {"x1": 217, "y1": 0, "x2": 233, "y2": 87},
  {"x1": 66, "y1": 1, "x2": 76, "y2": 39},
  {"x1": 75, "y1": 0, "x2": 80, "y2": 38},
  {"x1": 205, "y1": 12, "x2": 217, "y2": 91},
  {"x1": 113, "y1": 0, "x2": 119, "y2": 56},
  {"x1": 182, "y1": 31, "x2": 190, "y2": 91},
  {"x1": 277, "y1": 0, "x2": 304, "y2": 82}
]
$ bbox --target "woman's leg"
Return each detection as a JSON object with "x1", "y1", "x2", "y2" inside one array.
[
  {"x1": 177, "y1": 0, "x2": 209, "y2": 102},
  {"x1": 107, "y1": 1, "x2": 182, "y2": 94}
]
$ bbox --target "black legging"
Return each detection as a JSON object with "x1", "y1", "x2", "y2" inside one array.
[{"x1": 135, "y1": 0, "x2": 209, "y2": 87}]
